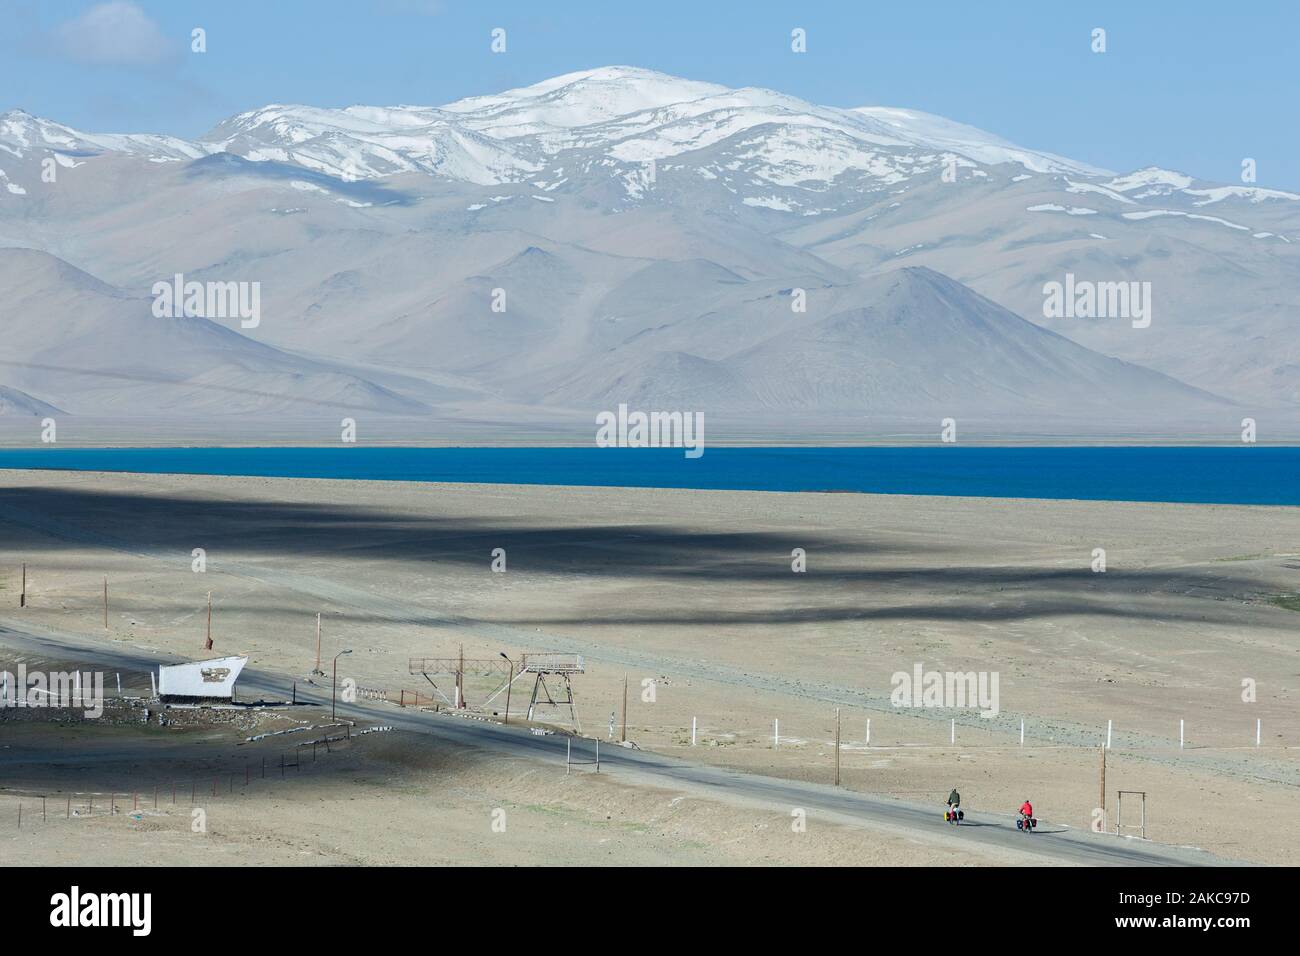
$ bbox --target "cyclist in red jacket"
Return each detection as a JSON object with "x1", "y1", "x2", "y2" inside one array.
[{"x1": 1018, "y1": 800, "x2": 1034, "y2": 828}]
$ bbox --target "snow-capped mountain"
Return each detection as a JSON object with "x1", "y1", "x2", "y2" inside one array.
[
  {"x1": 199, "y1": 104, "x2": 540, "y2": 185},
  {"x1": 3, "y1": 66, "x2": 1296, "y2": 209},
  {"x1": 0, "y1": 109, "x2": 207, "y2": 163},
  {"x1": 2, "y1": 66, "x2": 1299, "y2": 430},
  {"x1": 195, "y1": 66, "x2": 1115, "y2": 203}
]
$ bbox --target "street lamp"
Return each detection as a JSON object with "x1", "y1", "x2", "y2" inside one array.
[
  {"x1": 499, "y1": 652, "x2": 514, "y2": 725},
  {"x1": 332, "y1": 649, "x2": 352, "y2": 719}
]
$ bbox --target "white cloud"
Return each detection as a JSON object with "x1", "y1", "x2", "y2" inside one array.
[{"x1": 53, "y1": 2, "x2": 176, "y2": 67}]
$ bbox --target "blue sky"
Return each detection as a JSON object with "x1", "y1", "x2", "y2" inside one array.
[{"x1": 3, "y1": 0, "x2": 1298, "y2": 189}]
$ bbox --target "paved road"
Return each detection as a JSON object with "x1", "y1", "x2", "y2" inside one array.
[{"x1": 0, "y1": 621, "x2": 1243, "y2": 867}]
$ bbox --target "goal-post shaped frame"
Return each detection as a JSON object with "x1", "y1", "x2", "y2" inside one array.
[
  {"x1": 408, "y1": 655, "x2": 511, "y2": 709},
  {"x1": 1115, "y1": 790, "x2": 1146, "y2": 840},
  {"x1": 483, "y1": 653, "x2": 585, "y2": 731},
  {"x1": 411, "y1": 652, "x2": 585, "y2": 731}
]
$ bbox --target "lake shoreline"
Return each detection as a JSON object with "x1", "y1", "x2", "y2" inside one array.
[{"x1": 0, "y1": 445, "x2": 1296, "y2": 506}]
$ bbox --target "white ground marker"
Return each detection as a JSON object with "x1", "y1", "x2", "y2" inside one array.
[
  {"x1": 950, "y1": 719, "x2": 955, "y2": 744},
  {"x1": 1020, "y1": 718, "x2": 1024, "y2": 747},
  {"x1": 691, "y1": 716, "x2": 697, "y2": 746},
  {"x1": 1256, "y1": 718, "x2": 1261, "y2": 748},
  {"x1": 1180, "y1": 719, "x2": 1185, "y2": 750},
  {"x1": 1106, "y1": 719, "x2": 1112, "y2": 750},
  {"x1": 866, "y1": 717, "x2": 871, "y2": 747},
  {"x1": 774, "y1": 718, "x2": 779, "y2": 749}
]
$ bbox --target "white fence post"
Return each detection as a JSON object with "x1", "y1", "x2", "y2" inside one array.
[
  {"x1": 1179, "y1": 719, "x2": 1185, "y2": 750},
  {"x1": 1256, "y1": 718, "x2": 1261, "y2": 748},
  {"x1": 691, "y1": 716, "x2": 697, "y2": 746},
  {"x1": 773, "y1": 719, "x2": 779, "y2": 749},
  {"x1": 1020, "y1": 718, "x2": 1024, "y2": 747},
  {"x1": 950, "y1": 719, "x2": 955, "y2": 744},
  {"x1": 1106, "y1": 719, "x2": 1112, "y2": 750},
  {"x1": 866, "y1": 718, "x2": 871, "y2": 747}
]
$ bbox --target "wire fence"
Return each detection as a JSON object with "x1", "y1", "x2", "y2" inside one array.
[
  {"x1": 356, "y1": 686, "x2": 441, "y2": 709},
  {"x1": 636, "y1": 715, "x2": 1298, "y2": 755},
  {"x1": 0, "y1": 723, "x2": 396, "y2": 830}
]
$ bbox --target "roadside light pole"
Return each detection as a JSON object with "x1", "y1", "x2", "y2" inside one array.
[
  {"x1": 499, "y1": 652, "x2": 514, "y2": 725},
  {"x1": 332, "y1": 649, "x2": 352, "y2": 719},
  {"x1": 314, "y1": 612, "x2": 324, "y2": 675}
]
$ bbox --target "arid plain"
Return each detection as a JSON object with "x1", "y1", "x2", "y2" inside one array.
[{"x1": 1, "y1": 468, "x2": 1297, "y2": 865}]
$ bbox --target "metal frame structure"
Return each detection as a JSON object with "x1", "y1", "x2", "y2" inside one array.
[
  {"x1": 408, "y1": 653, "x2": 511, "y2": 709},
  {"x1": 484, "y1": 653, "x2": 585, "y2": 731},
  {"x1": 1115, "y1": 790, "x2": 1147, "y2": 840},
  {"x1": 409, "y1": 652, "x2": 585, "y2": 731}
]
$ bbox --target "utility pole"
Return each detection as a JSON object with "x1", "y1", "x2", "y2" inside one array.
[
  {"x1": 103, "y1": 577, "x2": 108, "y2": 629},
  {"x1": 204, "y1": 591, "x2": 213, "y2": 651},
  {"x1": 834, "y1": 708, "x2": 841, "y2": 787},
  {"x1": 20, "y1": 563, "x2": 26, "y2": 608},
  {"x1": 504, "y1": 660, "x2": 513, "y2": 724},
  {"x1": 620, "y1": 676, "x2": 628, "y2": 743},
  {"x1": 457, "y1": 643, "x2": 464, "y2": 708},
  {"x1": 1099, "y1": 745, "x2": 1107, "y2": 823},
  {"x1": 499, "y1": 652, "x2": 514, "y2": 725},
  {"x1": 314, "y1": 612, "x2": 322, "y2": 674}
]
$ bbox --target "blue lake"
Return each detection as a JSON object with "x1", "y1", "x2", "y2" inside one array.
[{"x1": 0, "y1": 446, "x2": 1295, "y2": 505}]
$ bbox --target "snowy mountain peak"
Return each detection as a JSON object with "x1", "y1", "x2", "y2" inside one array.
[
  {"x1": 1, "y1": 110, "x2": 84, "y2": 153},
  {"x1": 4, "y1": 68, "x2": 1297, "y2": 214},
  {"x1": 0, "y1": 108, "x2": 205, "y2": 162},
  {"x1": 1099, "y1": 165, "x2": 1300, "y2": 206},
  {"x1": 4, "y1": 67, "x2": 1108, "y2": 189},
  {"x1": 1105, "y1": 166, "x2": 1194, "y2": 196},
  {"x1": 440, "y1": 66, "x2": 730, "y2": 131}
]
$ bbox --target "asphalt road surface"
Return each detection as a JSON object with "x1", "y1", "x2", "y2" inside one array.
[{"x1": 0, "y1": 621, "x2": 1243, "y2": 867}]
